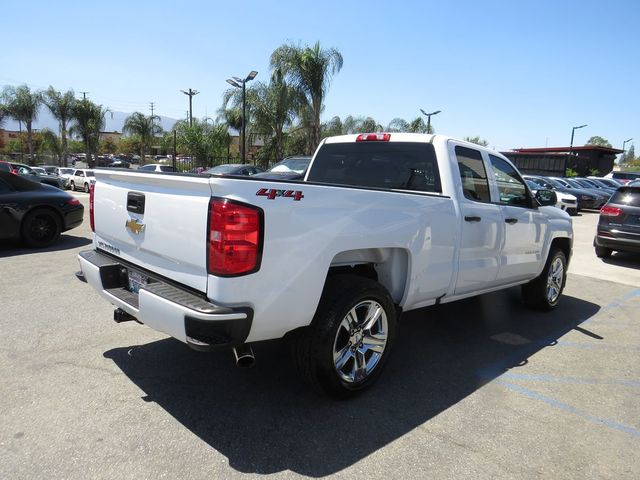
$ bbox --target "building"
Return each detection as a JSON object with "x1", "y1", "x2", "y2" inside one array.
[
  {"x1": 503, "y1": 146, "x2": 623, "y2": 177},
  {"x1": 99, "y1": 131, "x2": 122, "y2": 143}
]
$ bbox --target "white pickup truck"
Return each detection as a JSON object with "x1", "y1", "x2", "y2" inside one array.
[{"x1": 77, "y1": 133, "x2": 572, "y2": 397}]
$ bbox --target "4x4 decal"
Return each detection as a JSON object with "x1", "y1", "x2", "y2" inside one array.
[{"x1": 256, "y1": 188, "x2": 304, "y2": 201}]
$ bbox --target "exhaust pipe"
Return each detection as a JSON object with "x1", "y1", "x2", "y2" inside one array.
[{"x1": 233, "y1": 344, "x2": 255, "y2": 368}]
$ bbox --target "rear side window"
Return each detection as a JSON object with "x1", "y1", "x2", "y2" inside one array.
[
  {"x1": 307, "y1": 142, "x2": 441, "y2": 193},
  {"x1": 455, "y1": 146, "x2": 491, "y2": 202},
  {"x1": 609, "y1": 188, "x2": 640, "y2": 207},
  {"x1": 159, "y1": 166, "x2": 176, "y2": 172}
]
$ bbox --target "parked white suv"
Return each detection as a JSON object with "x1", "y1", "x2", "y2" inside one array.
[{"x1": 68, "y1": 169, "x2": 95, "y2": 192}]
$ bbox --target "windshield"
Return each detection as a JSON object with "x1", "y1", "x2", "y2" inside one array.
[
  {"x1": 207, "y1": 165, "x2": 238, "y2": 174},
  {"x1": 270, "y1": 157, "x2": 311, "y2": 173}
]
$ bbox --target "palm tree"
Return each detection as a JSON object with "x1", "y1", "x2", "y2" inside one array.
[
  {"x1": 41, "y1": 128, "x2": 63, "y2": 163},
  {"x1": 2, "y1": 85, "x2": 43, "y2": 164},
  {"x1": 70, "y1": 99, "x2": 109, "y2": 167},
  {"x1": 270, "y1": 41, "x2": 343, "y2": 152},
  {"x1": 43, "y1": 87, "x2": 76, "y2": 166},
  {"x1": 123, "y1": 112, "x2": 162, "y2": 164}
]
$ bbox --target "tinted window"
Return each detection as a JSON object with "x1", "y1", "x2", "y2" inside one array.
[
  {"x1": 159, "y1": 166, "x2": 177, "y2": 172},
  {"x1": 138, "y1": 165, "x2": 153, "y2": 171},
  {"x1": 208, "y1": 165, "x2": 237, "y2": 174},
  {"x1": 308, "y1": 142, "x2": 441, "y2": 193},
  {"x1": 455, "y1": 146, "x2": 490, "y2": 202},
  {"x1": 0, "y1": 162, "x2": 11, "y2": 172},
  {"x1": 0, "y1": 172, "x2": 40, "y2": 191},
  {"x1": 86, "y1": 170, "x2": 95, "y2": 177},
  {"x1": 489, "y1": 155, "x2": 529, "y2": 206},
  {"x1": 609, "y1": 188, "x2": 640, "y2": 207}
]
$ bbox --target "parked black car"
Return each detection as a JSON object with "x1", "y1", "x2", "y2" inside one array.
[
  {"x1": 594, "y1": 185, "x2": 640, "y2": 258},
  {"x1": 0, "y1": 172, "x2": 84, "y2": 248},
  {"x1": 8, "y1": 162, "x2": 66, "y2": 189}
]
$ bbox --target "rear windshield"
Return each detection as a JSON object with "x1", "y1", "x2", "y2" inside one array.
[
  {"x1": 609, "y1": 188, "x2": 640, "y2": 207},
  {"x1": 308, "y1": 142, "x2": 441, "y2": 193},
  {"x1": 612, "y1": 172, "x2": 640, "y2": 180}
]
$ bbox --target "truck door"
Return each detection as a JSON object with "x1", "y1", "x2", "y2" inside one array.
[
  {"x1": 451, "y1": 143, "x2": 504, "y2": 295},
  {"x1": 488, "y1": 154, "x2": 547, "y2": 283}
]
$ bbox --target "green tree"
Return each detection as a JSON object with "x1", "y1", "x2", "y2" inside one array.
[
  {"x1": 270, "y1": 41, "x2": 343, "y2": 152},
  {"x1": 387, "y1": 118, "x2": 409, "y2": 132},
  {"x1": 123, "y1": 112, "x2": 162, "y2": 163},
  {"x1": 70, "y1": 99, "x2": 109, "y2": 167},
  {"x1": 585, "y1": 136, "x2": 612, "y2": 148},
  {"x1": 464, "y1": 136, "x2": 489, "y2": 146},
  {"x1": 2, "y1": 84, "x2": 43, "y2": 164},
  {"x1": 407, "y1": 117, "x2": 428, "y2": 133},
  {"x1": 321, "y1": 116, "x2": 344, "y2": 138},
  {"x1": 43, "y1": 87, "x2": 76, "y2": 166},
  {"x1": 40, "y1": 128, "x2": 63, "y2": 163},
  {"x1": 173, "y1": 119, "x2": 231, "y2": 166}
]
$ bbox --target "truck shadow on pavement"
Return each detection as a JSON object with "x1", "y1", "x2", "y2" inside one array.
[
  {"x1": 0, "y1": 234, "x2": 91, "y2": 257},
  {"x1": 601, "y1": 252, "x2": 640, "y2": 269},
  {"x1": 104, "y1": 288, "x2": 599, "y2": 477}
]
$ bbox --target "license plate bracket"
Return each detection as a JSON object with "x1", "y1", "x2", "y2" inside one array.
[{"x1": 127, "y1": 270, "x2": 148, "y2": 294}]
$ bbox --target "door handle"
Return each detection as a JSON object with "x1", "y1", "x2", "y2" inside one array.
[
  {"x1": 505, "y1": 218, "x2": 518, "y2": 224},
  {"x1": 464, "y1": 216, "x2": 481, "y2": 222}
]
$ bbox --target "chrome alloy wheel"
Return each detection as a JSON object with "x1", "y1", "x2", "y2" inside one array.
[
  {"x1": 546, "y1": 257, "x2": 564, "y2": 304},
  {"x1": 332, "y1": 300, "x2": 389, "y2": 384}
]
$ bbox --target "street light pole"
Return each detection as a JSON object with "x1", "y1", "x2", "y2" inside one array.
[
  {"x1": 419, "y1": 109, "x2": 441, "y2": 134},
  {"x1": 181, "y1": 89, "x2": 199, "y2": 127},
  {"x1": 226, "y1": 71, "x2": 257, "y2": 163},
  {"x1": 622, "y1": 137, "x2": 633, "y2": 163},
  {"x1": 569, "y1": 124, "x2": 587, "y2": 159}
]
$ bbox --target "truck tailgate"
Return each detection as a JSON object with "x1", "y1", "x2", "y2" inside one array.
[{"x1": 92, "y1": 170, "x2": 212, "y2": 292}]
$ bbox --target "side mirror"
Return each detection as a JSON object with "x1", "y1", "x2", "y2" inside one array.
[{"x1": 535, "y1": 189, "x2": 557, "y2": 206}]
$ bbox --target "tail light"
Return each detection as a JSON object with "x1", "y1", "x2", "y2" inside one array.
[
  {"x1": 600, "y1": 205, "x2": 622, "y2": 217},
  {"x1": 66, "y1": 198, "x2": 81, "y2": 206},
  {"x1": 356, "y1": 133, "x2": 391, "y2": 142},
  {"x1": 89, "y1": 182, "x2": 95, "y2": 232},
  {"x1": 208, "y1": 198, "x2": 263, "y2": 276}
]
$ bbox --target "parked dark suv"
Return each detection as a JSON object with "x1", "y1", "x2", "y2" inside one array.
[{"x1": 594, "y1": 185, "x2": 640, "y2": 258}]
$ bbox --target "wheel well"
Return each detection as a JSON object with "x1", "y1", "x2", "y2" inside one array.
[
  {"x1": 327, "y1": 248, "x2": 409, "y2": 304},
  {"x1": 551, "y1": 237, "x2": 571, "y2": 265}
]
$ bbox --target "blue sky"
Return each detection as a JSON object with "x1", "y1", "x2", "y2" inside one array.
[{"x1": 2, "y1": 0, "x2": 638, "y2": 151}]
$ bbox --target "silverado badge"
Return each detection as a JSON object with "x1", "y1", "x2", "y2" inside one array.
[{"x1": 125, "y1": 218, "x2": 145, "y2": 235}]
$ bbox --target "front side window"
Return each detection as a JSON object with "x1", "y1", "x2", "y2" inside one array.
[
  {"x1": 489, "y1": 155, "x2": 529, "y2": 207},
  {"x1": 455, "y1": 146, "x2": 491, "y2": 202}
]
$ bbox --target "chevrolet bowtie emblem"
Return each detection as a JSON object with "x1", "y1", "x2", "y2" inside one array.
[{"x1": 125, "y1": 218, "x2": 145, "y2": 235}]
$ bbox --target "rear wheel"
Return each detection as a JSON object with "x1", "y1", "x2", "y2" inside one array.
[
  {"x1": 22, "y1": 208, "x2": 61, "y2": 248},
  {"x1": 83, "y1": 182, "x2": 89, "y2": 193},
  {"x1": 522, "y1": 248, "x2": 567, "y2": 311},
  {"x1": 290, "y1": 274, "x2": 397, "y2": 398},
  {"x1": 595, "y1": 245, "x2": 612, "y2": 258}
]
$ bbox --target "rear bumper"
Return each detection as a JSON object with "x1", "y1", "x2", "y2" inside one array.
[
  {"x1": 594, "y1": 233, "x2": 640, "y2": 254},
  {"x1": 77, "y1": 249, "x2": 253, "y2": 351}
]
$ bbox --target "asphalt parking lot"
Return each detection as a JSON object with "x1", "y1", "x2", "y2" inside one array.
[{"x1": 1, "y1": 199, "x2": 639, "y2": 479}]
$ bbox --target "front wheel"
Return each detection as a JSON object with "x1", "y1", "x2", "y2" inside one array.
[
  {"x1": 522, "y1": 248, "x2": 567, "y2": 311},
  {"x1": 290, "y1": 274, "x2": 397, "y2": 398}
]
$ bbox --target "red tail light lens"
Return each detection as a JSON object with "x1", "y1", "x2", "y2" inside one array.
[
  {"x1": 66, "y1": 198, "x2": 81, "y2": 206},
  {"x1": 208, "y1": 198, "x2": 263, "y2": 276},
  {"x1": 600, "y1": 205, "x2": 622, "y2": 217},
  {"x1": 89, "y1": 182, "x2": 95, "y2": 232},
  {"x1": 356, "y1": 133, "x2": 391, "y2": 142}
]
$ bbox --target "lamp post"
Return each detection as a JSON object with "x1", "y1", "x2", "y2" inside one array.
[
  {"x1": 180, "y1": 88, "x2": 199, "y2": 127},
  {"x1": 420, "y1": 109, "x2": 441, "y2": 134},
  {"x1": 569, "y1": 124, "x2": 587, "y2": 158},
  {"x1": 226, "y1": 70, "x2": 258, "y2": 163},
  {"x1": 622, "y1": 137, "x2": 633, "y2": 163}
]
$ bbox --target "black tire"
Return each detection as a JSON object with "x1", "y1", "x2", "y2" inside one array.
[
  {"x1": 289, "y1": 274, "x2": 397, "y2": 399},
  {"x1": 522, "y1": 248, "x2": 567, "y2": 311},
  {"x1": 595, "y1": 246, "x2": 612, "y2": 258},
  {"x1": 69, "y1": 181, "x2": 75, "y2": 191},
  {"x1": 22, "y1": 208, "x2": 62, "y2": 248},
  {"x1": 83, "y1": 182, "x2": 90, "y2": 193}
]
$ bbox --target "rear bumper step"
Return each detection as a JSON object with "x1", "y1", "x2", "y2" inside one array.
[{"x1": 77, "y1": 249, "x2": 253, "y2": 351}]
